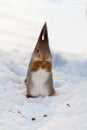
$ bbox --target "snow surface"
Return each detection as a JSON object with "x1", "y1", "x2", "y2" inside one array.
[{"x1": 0, "y1": 0, "x2": 87, "y2": 130}]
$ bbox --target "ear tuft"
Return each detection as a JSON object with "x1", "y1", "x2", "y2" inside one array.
[{"x1": 38, "y1": 22, "x2": 48, "y2": 42}]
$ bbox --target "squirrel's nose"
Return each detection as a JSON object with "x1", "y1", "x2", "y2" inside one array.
[{"x1": 43, "y1": 58, "x2": 45, "y2": 61}]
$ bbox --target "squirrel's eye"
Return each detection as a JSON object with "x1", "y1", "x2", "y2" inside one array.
[{"x1": 37, "y1": 49, "x2": 39, "y2": 52}]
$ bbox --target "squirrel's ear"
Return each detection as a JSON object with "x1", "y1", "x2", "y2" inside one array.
[{"x1": 38, "y1": 22, "x2": 49, "y2": 42}]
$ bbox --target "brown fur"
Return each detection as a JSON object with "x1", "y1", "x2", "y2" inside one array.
[{"x1": 31, "y1": 61, "x2": 52, "y2": 72}]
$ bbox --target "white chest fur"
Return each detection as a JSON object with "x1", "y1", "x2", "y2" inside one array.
[{"x1": 30, "y1": 68, "x2": 50, "y2": 97}]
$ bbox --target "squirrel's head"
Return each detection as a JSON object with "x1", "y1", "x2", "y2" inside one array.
[{"x1": 32, "y1": 22, "x2": 52, "y2": 62}]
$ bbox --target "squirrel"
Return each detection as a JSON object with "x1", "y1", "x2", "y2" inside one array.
[{"x1": 25, "y1": 22, "x2": 55, "y2": 98}]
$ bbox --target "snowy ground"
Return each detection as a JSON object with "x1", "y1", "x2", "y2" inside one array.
[{"x1": 0, "y1": 0, "x2": 87, "y2": 130}]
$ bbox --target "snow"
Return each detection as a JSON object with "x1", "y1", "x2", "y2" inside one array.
[{"x1": 0, "y1": 0, "x2": 87, "y2": 130}]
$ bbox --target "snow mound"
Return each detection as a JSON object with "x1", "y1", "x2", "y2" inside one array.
[{"x1": 0, "y1": 50, "x2": 87, "y2": 130}]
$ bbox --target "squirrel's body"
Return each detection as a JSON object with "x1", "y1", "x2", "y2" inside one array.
[
  {"x1": 25, "y1": 23, "x2": 55, "y2": 98},
  {"x1": 28, "y1": 68, "x2": 50, "y2": 97}
]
